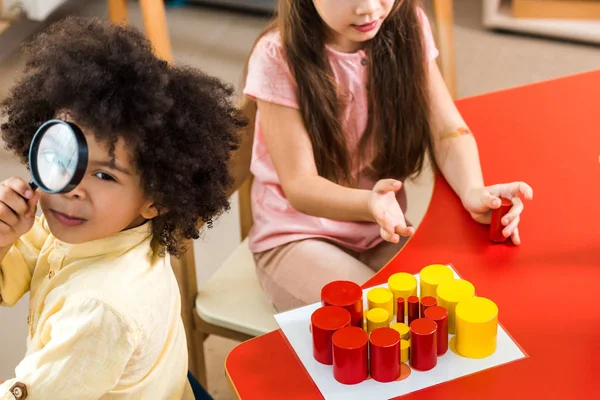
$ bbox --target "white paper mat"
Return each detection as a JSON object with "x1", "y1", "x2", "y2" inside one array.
[{"x1": 274, "y1": 266, "x2": 526, "y2": 399}]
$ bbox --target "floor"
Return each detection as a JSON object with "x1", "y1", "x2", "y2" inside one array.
[{"x1": 0, "y1": 0, "x2": 598, "y2": 398}]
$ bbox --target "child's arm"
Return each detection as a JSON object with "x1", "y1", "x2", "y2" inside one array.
[
  {"x1": 257, "y1": 99, "x2": 413, "y2": 241},
  {"x1": 427, "y1": 61, "x2": 533, "y2": 243},
  {"x1": 427, "y1": 62, "x2": 485, "y2": 201},
  {"x1": 0, "y1": 177, "x2": 44, "y2": 306},
  {"x1": 0, "y1": 296, "x2": 135, "y2": 399}
]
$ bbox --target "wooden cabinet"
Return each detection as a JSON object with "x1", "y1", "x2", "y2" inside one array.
[
  {"x1": 512, "y1": 0, "x2": 600, "y2": 19},
  {"x1": 482, "y1": 0, "x2": 600, "y2": 44}
]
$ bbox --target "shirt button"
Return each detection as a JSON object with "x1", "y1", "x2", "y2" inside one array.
[
  {"x1": 361, "y1": 58, "x2": 368, "y2": 66},
  {"x1": 48, "y1": 270, "x2": 55, "y2": 279},
  {"x1": 27, "y1": 315, "x2": 31, "y2": 325},
  {"x1": 10, "y1": 382, "x2": 28, "y2": 399}
]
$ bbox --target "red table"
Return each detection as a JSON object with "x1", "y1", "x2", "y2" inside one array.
[{"x1": 225, "y1": 71, "x2": 600, "y2": 399}]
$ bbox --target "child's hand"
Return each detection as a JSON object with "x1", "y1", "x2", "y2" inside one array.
[
  {"x1": 368, "y1": 179, "x2": 415, "y2": 243},
  {"x1": 462, "y1": 181, "x2": 533, "y2": 245},
  {"x1": 0, "y1": 177, "x2": 39, "y2": 248}
]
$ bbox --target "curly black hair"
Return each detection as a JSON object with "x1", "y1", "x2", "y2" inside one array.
[{"x1": 0, "y1": 17, "x2": 245, "y2": 256}]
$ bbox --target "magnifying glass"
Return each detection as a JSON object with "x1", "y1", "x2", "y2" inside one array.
[{"x1": 28, "y1": 119, "x2": 88, "y2": 193}]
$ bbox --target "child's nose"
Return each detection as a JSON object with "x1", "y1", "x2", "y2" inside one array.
[
  {"x1": 62, "y1": 183, "x2": 87, "y2": 200},
  {"x1": 356, "y1": 0, "x2": 380, "y2": 15}
]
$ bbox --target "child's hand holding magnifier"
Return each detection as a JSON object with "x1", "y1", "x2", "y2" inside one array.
[{"x1": 0, "y1": 119, "x2": 88, "y2": 248}]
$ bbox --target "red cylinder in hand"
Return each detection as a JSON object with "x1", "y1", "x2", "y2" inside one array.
[
  {"x1": 410, "y1": 318, "x2": 438, "y2": 371},
  {"x1": 369, "y1": 327, "x2": 401, "y2": 382},
  {"x1": 420, "y1": 296, "x2": 437, "y2": 316},
  {"x1": 396, "y1": 297, "x2": 405, "y2": 323},
  {"x1": 311, "y1": 306, "x2": 352, "y2": 365},
  {"x1": 489, "y1": 198, "x2": 512, "y2": 243},
  {"x1": 407, "y1": 295, "x2": 420, "y2": 326},
  {"x1": 321, "y1": 281, "x2": 364, "y2": 328},
  {"x1": 424, "y1": 305, "x2": 449, "y2": 356},
  {"x1": 332, "y1": 326, "x2": 369, "y2": 385}
]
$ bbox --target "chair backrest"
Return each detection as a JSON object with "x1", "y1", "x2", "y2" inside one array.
[
  {"x1": 169, "y1": 96, "x2": 256, "y2": 373},
  {"x1": 230, "y1": 96, "x2": 256, "y2": 240}
]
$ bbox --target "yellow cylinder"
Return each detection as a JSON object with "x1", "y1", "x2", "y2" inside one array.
[
  {"x1": 400, "y1": 339, "x2": 410, "y2": 363},
  {"x1": 437, "y1": 279, "x2": 475, "y2": 334},
  {"x1": 366, "y1": 308, "x2": 389, "y2": 333},
  {"x1": 387, "y1": 273, "x2": 417, "y2": 315},
  {"x1": 390, "y1": 322, "x2": 410, "y2": 340},
  {"x1": 420, "y1": 264, "x2": 455, "y2": 299},
  {"x1": 455, "y1": 297, "x2": 498, "y2": 358},
  {"x1": 367, "y1": 287, "x2": 393, "y2": 322}
]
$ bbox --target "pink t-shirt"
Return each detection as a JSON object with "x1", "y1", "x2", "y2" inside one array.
[{"x1": 243, "y1": 9, "x2": 439, "y2": 253}]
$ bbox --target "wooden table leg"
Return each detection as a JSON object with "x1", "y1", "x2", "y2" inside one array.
[
  {"x1": 139, "y1": 0, "x2": 173, "y2": 62},
  {"x1": 107, "y1": 0, "x2": 128, "y2": 24},
  {"x1": 432, "y1": 0, "x2": 457, "y2": 98}
]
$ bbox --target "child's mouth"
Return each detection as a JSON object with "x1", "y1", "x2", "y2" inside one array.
[
  {"x1": 51, "y1": 210, "x2": 86, "y2": 227},
  {"x1": 353, "y1": 20, "x2": 379, "y2": 33}
]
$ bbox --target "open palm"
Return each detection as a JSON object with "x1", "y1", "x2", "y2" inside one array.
[{"x1": 369, "y1": 179, "x2": 415, "y2": 243}]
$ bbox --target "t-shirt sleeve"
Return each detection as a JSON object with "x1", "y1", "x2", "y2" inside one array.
[
  {"x1": 417, "y1": 7, "x2": 440, "y2": 63},
  {"x1": 243, "y1": 36, "x2": 299, "y2": 109}
]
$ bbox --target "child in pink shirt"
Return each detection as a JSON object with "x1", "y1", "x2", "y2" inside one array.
[{"x1": 242, "y1": 0, "x2": 533, "y2": 311}]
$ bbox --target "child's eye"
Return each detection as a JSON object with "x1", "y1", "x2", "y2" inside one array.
[{"x1": 95, "y1": 172, "x2": 115, "y2": 181}]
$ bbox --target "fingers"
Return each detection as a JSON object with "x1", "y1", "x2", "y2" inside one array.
[
  {"x1": 515, "y1": 181, "x2": 534, "y2": 200},
  {"x1": 480, "y1": 191, "x2": 501, "y2": 210},
  {"x1": 509, "y1": 227, "x2": 521, "y2": 246},
  {"x1": 380, "y1": 227, "x2": 400, "y2": 243},
  {"x1": 0, "y1": 202, "x2": 19, "y2": 229},
  {"x1": 493, "y1": 181, "x2": 533, "y2": 201},
  {"x1": 502, "y1": 197, "x2": 523, "y2": 226},
  {"x1": 0, "y1": 181, "x2": 30, "y2": 218},
  {"x1": 395, "y1": 224, "x2": 415, "y2": 237},
  {"x1": 503, "y1": 212, "x2": 520, "y2": 234},
  {"x1": 373, "y1": 179, "x2": 402, "y2": 194},
  {"x1": 2, "y1": 177, "x2": 34, "y2": 200},
  {"x1": 27, "y1": 191, "x2": 40, "y2": 216}
]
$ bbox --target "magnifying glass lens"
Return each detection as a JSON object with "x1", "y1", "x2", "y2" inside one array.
[
  {"x1": 29, "y1": 120, "x2": 88, "y2": 194},
  {"x1": 36, "y1": 124, "x2": 79, "y2": 191}
]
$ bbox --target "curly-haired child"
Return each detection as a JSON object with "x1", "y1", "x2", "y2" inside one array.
[{"x1": 0, "y1": 17, "x2": 244, "y2": 399}]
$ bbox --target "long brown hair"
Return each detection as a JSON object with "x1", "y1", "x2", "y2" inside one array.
[{"x1": 240, "y1": 0, "x2": 434, "y2": 185}]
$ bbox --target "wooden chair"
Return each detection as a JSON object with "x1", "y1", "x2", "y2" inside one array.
[
  {"x1": 106, "y1": 0, "x2": 457, "y2": 389},
  {"x1": 107, "y1": 0, "x2": 173, "y2": 62},
  {"x1": 170, "y1": 106, "x2": 274, "y2": 389},
  {"x1": 431, "y1": 0, "x2": 457, "y2": 98}
]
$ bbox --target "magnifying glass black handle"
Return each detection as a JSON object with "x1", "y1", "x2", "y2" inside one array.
[{"x1": 28, "y1": 181, "x2": 38, "y2": 192}]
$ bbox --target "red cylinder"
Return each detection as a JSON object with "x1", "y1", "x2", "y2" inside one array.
[
  {"x1": 407, "y1": 295, "x2": 420, "y2": 326},
  {"x1": 311, "y1": 306, "x2": 352, "y2": 365},
  {"x1": 396, "y1": 297, "x2": 405, "y2": 323},
  {"x1": 410, "y1": 318, "x2": 438, "y2": 371},
  {"x1": 321, "y1": 281, "x2": 364, "y2": 328},
  {"x1": 332, "y1": 326, "x2": 369, "y2": 385},
  {"x1": 420, "y1": 296, "x2": 437, "y2": 316},
  {"x1": 369, "y1": 327, "x2": 401, "y2": 382},
  {"x1": 424, "y1": 306, "x2": 449, "y2": 356},
  {"x1": 489, "y1": 197, "x2": 512, "y2": 243}
]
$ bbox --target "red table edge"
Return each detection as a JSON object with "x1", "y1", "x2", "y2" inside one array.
[
  {"x1": 225, "y1": 363, "x2": 241, "y2": 400},
  {"x1": 225, "y1": 331, "x2": 324, "y2": 399}
]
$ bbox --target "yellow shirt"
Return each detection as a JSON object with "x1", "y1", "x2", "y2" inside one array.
[{"x1": 0, "y1": 216, "x2": 193, "y2": 399}]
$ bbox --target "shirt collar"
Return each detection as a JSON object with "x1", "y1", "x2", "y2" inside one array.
[{"x1": 52, "y1": 221, "x2": 153, "y2": 258}]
